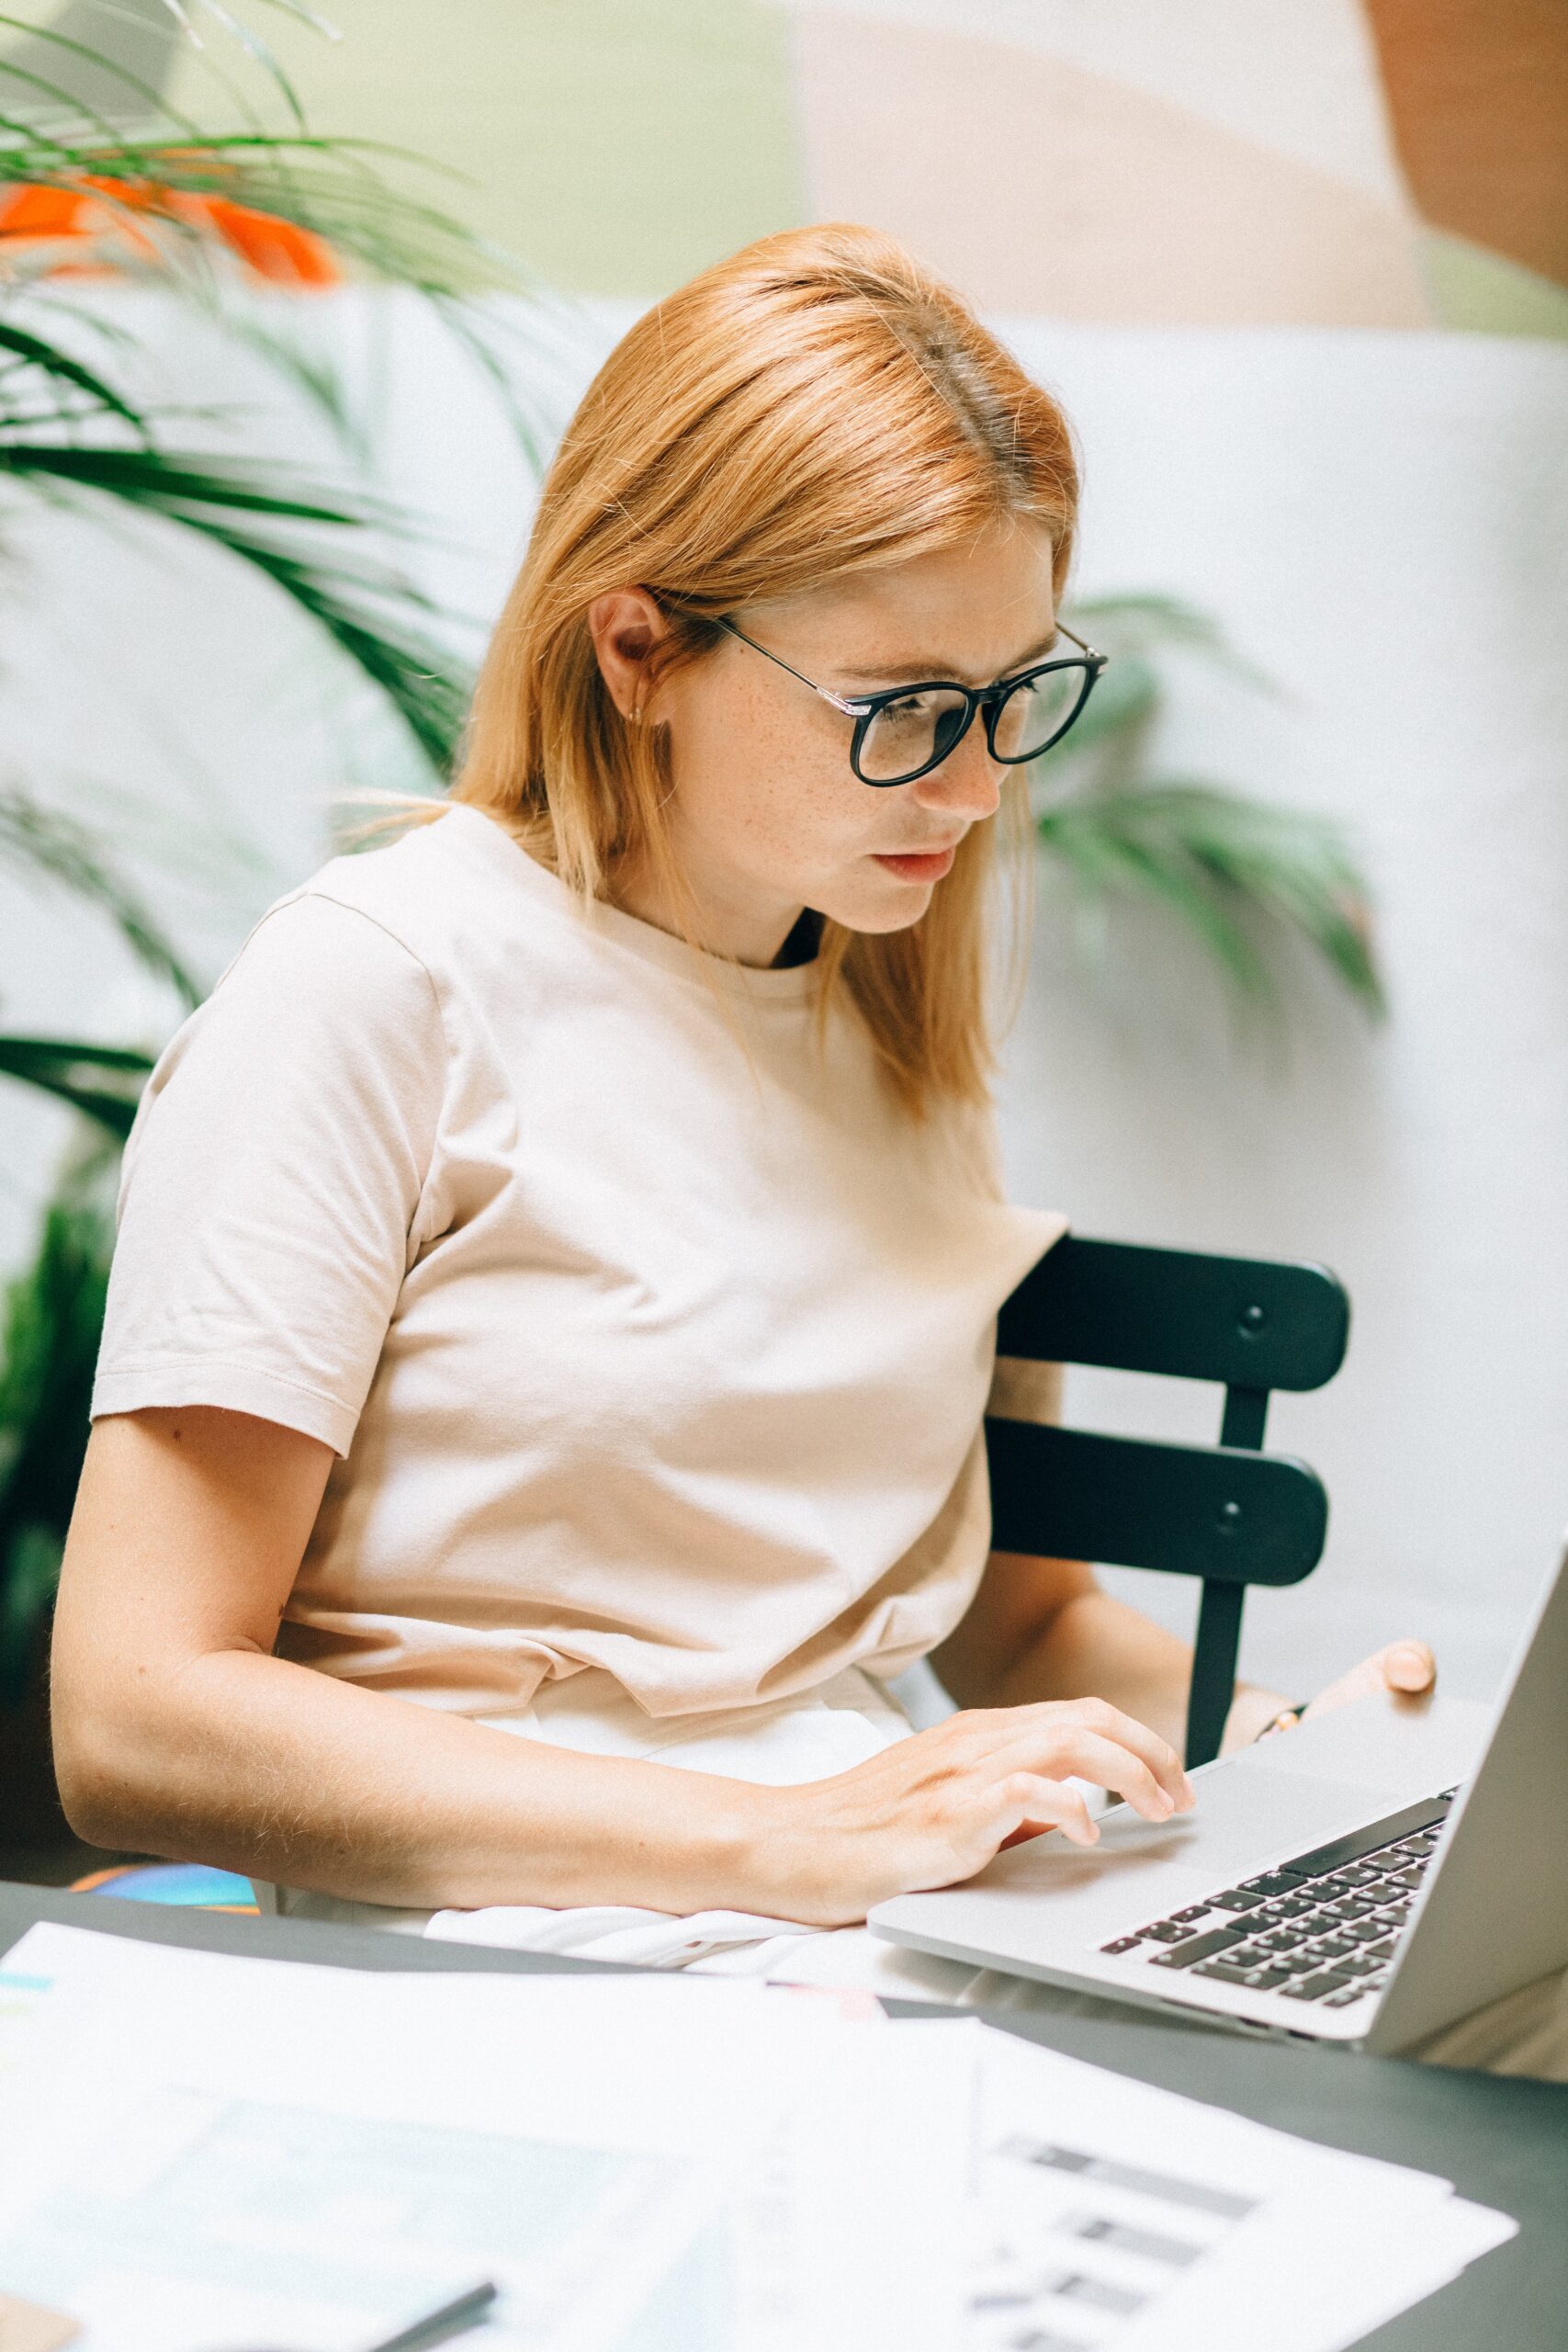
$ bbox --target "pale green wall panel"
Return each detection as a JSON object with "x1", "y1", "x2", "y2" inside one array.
[
  {"x1": 170, "y1": 0, "x2": 803, "y2": 298},
  {"x1": 1420, "y1": 232, "x2": 1568, "y2": 345}
]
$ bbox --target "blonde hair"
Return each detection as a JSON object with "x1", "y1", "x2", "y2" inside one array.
[{"x1": 454, "y1": 222, "x2": 1079, "y2": 1114}]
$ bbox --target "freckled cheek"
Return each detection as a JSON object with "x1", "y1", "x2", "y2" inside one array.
[{"x1": 735, "y1": 717, "x2": 868, "y2": 874}]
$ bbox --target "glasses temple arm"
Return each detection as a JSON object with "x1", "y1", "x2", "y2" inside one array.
[
  {"x1": 716, "y1": 617, "x2": 871, "y2": 715},
  {"x1": 1056, "y1": 621, "x2": 1107, "y2": 664}
]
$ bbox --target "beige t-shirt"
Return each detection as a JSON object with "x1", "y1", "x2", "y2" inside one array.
[{"x1": 93, "y1": 804, "x2": 1065, "y2": 1718}]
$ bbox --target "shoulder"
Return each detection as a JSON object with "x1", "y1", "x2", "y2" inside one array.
[{"x1": 208, "y1": 807, "x2": 499, "y2": 1023}]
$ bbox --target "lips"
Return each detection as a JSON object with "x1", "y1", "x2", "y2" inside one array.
[{"x1": 873, "y1": 843, "x2": 959, "y2": 884}]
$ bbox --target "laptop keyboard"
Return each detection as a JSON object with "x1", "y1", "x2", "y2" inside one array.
[{"x1": 1098, "y1": 1787, "x2": 1461, "y2": 2012}]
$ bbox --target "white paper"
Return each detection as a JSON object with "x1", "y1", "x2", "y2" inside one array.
[
  {"x1": 969, "y1": 2026, "x2": 1517, "y2": 2352},
  {"x1": 0, "y1": 1925, "x2": 1518, "y2": 2352},
  {"x1": 0, "y1": 1924, "x2": 964, "y2": 2352}
]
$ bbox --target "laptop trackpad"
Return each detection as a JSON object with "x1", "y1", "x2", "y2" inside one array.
[{"x1": 873, "y1": 1695, "x2": 1489, "y2": 1951}]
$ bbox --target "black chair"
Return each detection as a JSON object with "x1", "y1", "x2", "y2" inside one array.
[{"x1": 987, "y1": 1236, "x2": 1350, "y2": 1769}]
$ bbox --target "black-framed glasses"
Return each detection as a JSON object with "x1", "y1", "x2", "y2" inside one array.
[{"x1": 715, "y1": 615, "x2": 1108, "y2": 787}]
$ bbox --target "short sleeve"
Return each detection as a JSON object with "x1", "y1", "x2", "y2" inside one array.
[{"x1": 92, "y1": 891, "x2": 446, "y2": 1456}]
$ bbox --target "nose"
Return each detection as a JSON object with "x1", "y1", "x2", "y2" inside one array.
[{"x1": 911, "y1": 722, "x2": 1003, "y2": 822}]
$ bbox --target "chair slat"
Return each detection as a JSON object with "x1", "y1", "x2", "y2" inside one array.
[
  {"x1": 985, "y1": 1419, "x2": 1328, "y2": 1588},
  {"x1": 997, "y1": 1236, "x2": 1349, "y2": 1394}
]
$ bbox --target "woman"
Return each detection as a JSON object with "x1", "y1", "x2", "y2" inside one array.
[{"x1": 52, "y1": 225, "x2": 1433, "y2": 1984}]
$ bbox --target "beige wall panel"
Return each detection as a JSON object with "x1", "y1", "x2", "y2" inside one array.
[
  {"x1": 772, "y1": 0, "x2": 1410, "y2": 205},
  {"x1": 795, "y1": 9, "x2": 1430, "y2": 325}
]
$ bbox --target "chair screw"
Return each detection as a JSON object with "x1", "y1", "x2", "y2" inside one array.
[
  {"x1": 1217, "y1": 1499, "x2": 1243, "y2": 1532},
  {"x1": 1239, "y1": 1303, "x2": 1267, "y2": 1334}
]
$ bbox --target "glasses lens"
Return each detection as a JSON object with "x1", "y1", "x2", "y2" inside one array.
[
  {"x1": 857, "y1": 688, "x2": 971, "y2": 783},
  {"x1": 991, "y1": 662, "x2": 1093, "y2": 761}
]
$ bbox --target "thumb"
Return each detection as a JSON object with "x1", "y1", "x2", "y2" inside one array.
[{"x1": 1384, "y1": 1640, "x2": 1436, "y2": 1692}]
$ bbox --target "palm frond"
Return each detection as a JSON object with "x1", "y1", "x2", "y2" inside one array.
[
  {"x1": 0, "y1": 1152, "x2": 118, "y2": 1697},
  {"x1": 0, "y1": 785, "x2": 200, "y2": 1002},
  {"x1": 0, "y1": 317, "x2": 149, "y2": 431},
  {"x1": 0, "y1": 445, "x2": 475, "y2": 772},
  {"x1": 0, "y1": 1035, "x2": 156, "y2": 1138},
  {"x1": 1035, "y1": 780, "x2": 1385, "y2": 1017},
  {"x1": 1066, "y1": 593, "x2": 1279, "y2": 694}
]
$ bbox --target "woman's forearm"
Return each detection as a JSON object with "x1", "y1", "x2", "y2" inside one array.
[
  {"x1": 951, "y1": 1582, "x2": 1291, "y2": 1757},
  {"x1": 56, "y1": 1643, "x2": 783, "y2": 1916}
]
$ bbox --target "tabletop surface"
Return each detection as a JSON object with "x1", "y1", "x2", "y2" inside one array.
[{"x1": 4, "y1": 1881, "x2": 1564, "y2": 2349}]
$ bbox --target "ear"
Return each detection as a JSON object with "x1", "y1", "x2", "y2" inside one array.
[{"x1": 587, "y1": 587, "x2": 670, "y2": 721}]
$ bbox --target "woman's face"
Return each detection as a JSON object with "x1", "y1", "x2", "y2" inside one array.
[{"x1": 589, "y1": 514, "x2": 1058, "y2": 967}]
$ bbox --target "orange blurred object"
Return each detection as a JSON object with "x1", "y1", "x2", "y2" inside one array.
[{"x1": 0, "y1": 174, "x2": 341, "y2": 286}]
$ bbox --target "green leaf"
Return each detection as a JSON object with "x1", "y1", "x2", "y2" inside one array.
[
  {"x1": 0, "y1": 319, "x2": 149, "y2": 433},
  {"x1": 0, "y1": 1163, "x2": 118, "y2": 1695},
  {"x1": 0, "y1": 785, "x2": 201, "y2": 1002},
  {"x1": 1035, "y1": 780, "x2": 1385, "y2": 1018},
  {"x1": 1066, "y1": 594, "x2": 1278, "y2": 693},
  {"x1": 0, "y1": 446, "x2": 474, "y2": 775},
  {"x1": 0, "y1": 1035, "x2": 155, "y2": 1138}
]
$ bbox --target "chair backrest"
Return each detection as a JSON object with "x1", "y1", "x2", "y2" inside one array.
[{"x1": 986, "y1": 1235, "x2": 1350, "y2": 1767}]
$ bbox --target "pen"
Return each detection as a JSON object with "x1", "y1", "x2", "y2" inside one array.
[
  {"x1": 367, "y1": 2279, "x2": 500, "y2": 2352},
  {"x1": 224, "y1": 2278, "x2": 500, "y2": 2352}
]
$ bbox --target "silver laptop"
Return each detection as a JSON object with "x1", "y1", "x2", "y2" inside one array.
[{"x1": 872, "y1": 1541, "x2": 1568, "y2": 2052}]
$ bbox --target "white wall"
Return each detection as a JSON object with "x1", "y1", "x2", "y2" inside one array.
[
  {"x1": 4, "y1": 292, "x2": 1564, "y2": 1703},
  {"x1": 995, "y1": 322, "x2": 1568, "y2": 1702}
]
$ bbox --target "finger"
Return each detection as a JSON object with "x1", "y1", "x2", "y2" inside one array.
[
  {"x1": 993, "y1": 1705, "x2": 1193, "y2": 1813},
  {"x1": 1007, "y1": 1728, "x2": 1180, "y2": 1822},
  {"x1": 986, "y1": 1771, "x2": 1100, "y2": 1849},
  {"x1": 1383, "y1": 1640, "x2": 1436, "y2": 1692},
  {"x1": 1303, "y1": 1640, "x2": 1437, "y2": 1720}
]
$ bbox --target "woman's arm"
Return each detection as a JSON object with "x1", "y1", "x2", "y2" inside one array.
[
  {"x1": 51, "y1": 1408, "x2": 1192, "y2": 1926},
  {"x1": 934, "y1": 1550, "x2": 1436, "y2": 1755}
]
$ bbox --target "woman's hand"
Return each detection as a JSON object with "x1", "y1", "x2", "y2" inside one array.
[
  {"x1": 1299, "y1": 1639, "x2": 1437, "y2": 1724},
  {"x1": 761, "y1": 1699, "x2": 1193, "y2": 1928}
]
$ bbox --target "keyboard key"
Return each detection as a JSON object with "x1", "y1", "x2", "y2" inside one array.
[
  {"x1": 1387, "y1": 1869, "x2": 1425, "y2": 1893},
  {"x1": 1142, "y1": 1922, "x2": 1195, "y2": 1943},
  {"x1": 1323, "y1": 1987, "x2": 1371, "y2": 2008},
  {"x1": 1324, "y1": 1897, "x2": 1377, "y2": 1920},
  {"x1": 1365, "y1": 1938, "x2": 1399, "y2": 1962},
  {"x1": 1192, "y1": 1960, "x2": 1254, "y2": 1984},
  {"x1": 1241, "y1": 1871, "x2": 1309, "y2": 1896},
  {"x1": 1337, "y1": 1955, "x2": 1380, "y2": 1977},
  {"x1": 1343, "y1": 1919, "x2": 1386, "y2": 1944},
  {"x1": 1148, "y1": 1928, "x2": 1249, "y2": 1970},
  {"x1": 1248, "y1": 1965, "x2": 1297, "y2": 1990},
  {"x1": 1280, "y1": 1970, "x2": 1354, "y2": 2002},
  {"x1": 1170, "y1": 1905, "x2": 1212, "y2": 1923},
  {"x1": 1100, "y1": 1937, "x2": 1143, "y2": 1955},
  {"x1": 1305, "y1": 1936, "x2": 1357, "y2": 1961},
  {"x1": 1275, "y1": 1795, "x2": 1453, "y2": 1882},
  {"x1": 1208, "y1": 1889, "x2": 1267, "y2": 1912}
]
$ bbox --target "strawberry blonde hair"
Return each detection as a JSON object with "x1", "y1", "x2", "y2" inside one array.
[{"x1": 453, "y1": 222, "x2": 1079, "y2": 1114}]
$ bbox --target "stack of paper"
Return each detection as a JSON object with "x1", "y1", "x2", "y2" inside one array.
[{"x1": 0, "y1": 1924, "x2": 1515, "y2": 2352}]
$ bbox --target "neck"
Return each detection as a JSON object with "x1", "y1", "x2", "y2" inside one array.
[{"x1": 613, "y1": 847, "x2": 805, "y2": 970}]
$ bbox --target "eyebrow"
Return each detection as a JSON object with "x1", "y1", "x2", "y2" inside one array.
[{"x1": 833, "y1": 628, "x2": 1062, "y2": 691}]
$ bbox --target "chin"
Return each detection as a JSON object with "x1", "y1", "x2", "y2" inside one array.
[{"x1": 816, "y1": 880, "x2": 934, "y2": 935}]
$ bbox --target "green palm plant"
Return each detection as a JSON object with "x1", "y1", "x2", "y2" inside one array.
[
  {"x1": 0, "y1": 0, "x2": 530, "y2": 1755},
  {"x1": 1040, "y1": 596, "x2": 1384, "y2": 1017}
]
